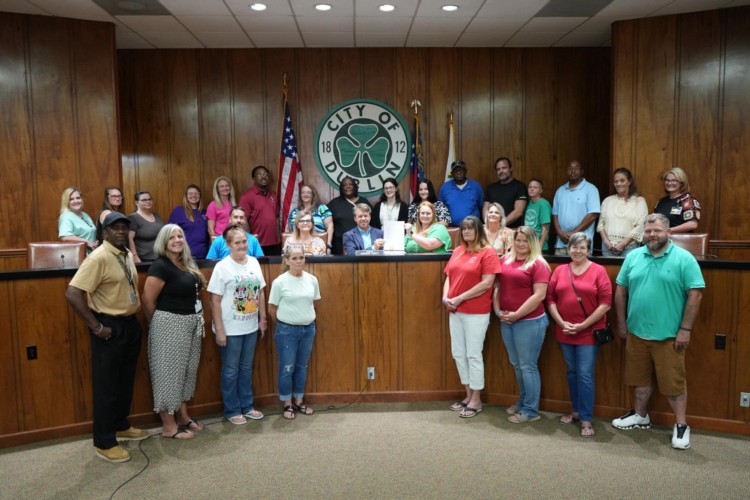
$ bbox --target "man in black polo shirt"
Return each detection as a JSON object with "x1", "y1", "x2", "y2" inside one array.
[
  {"x1": 66, "y1": 212, "x2": 148, "y2": 463},
  {"x1": 483, "y1": 157, "x2": 528, "y2": 228}
]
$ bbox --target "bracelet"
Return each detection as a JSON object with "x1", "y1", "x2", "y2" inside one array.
[
  {"x1": 259, "y1": 319, "x2": 267, "y2": 324},
  {"x1": 94, "y1": 323, "x2": 104, "y2": 334},
  {"x1": 679, "y1": 327, "x2": 691, "y2": 332}
]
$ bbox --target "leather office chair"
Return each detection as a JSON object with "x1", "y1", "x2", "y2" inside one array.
[
  {"x1": 670, "y1": 233, "x2": 709, "y2": 258},
  {"x1": 446, "y1": 227, "x2": 461, "y2": 250},
  {"x1": 281, "y1": 231, "x2": 328, "y2": 250},
  {"x1": 28, "y1": 241, "x2": 87, "y2": 269}
]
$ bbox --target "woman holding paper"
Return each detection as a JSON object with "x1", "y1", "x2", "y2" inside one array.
[{"x1": 404, "y1": 201, "x2": 452, "y2": 253}]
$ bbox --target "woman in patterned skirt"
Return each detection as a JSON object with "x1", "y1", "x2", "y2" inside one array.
[{"x1": 142, "y1": 224, "x2": 207, "y2": 439}]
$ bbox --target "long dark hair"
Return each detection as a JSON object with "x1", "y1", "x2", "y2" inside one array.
[
  {"x1": 613, "y1": 167, "x2": 639, "y2": 198},
  {"x1": 415, "y1": 179, "x2": 438, "y2": 204}
]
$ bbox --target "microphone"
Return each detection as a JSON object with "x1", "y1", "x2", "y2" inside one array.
[{"x1": 61, "y1": 254, "x2": 65, "y2": 267}]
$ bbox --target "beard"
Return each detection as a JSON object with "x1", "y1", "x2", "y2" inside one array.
[{"x1": 646, "y1": 237, "x2": 668, "y2": 252}]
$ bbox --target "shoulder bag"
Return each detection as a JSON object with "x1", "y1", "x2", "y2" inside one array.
[{"x1": 567, "y1": 264, "x2": 613, "y2": 345}]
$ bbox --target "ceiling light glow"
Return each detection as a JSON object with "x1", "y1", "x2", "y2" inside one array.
[
  {"x1": 442, "y1": 5, "x2": 459, "y2": 12},
  {"x1": 379, "y1": 4, "x2": 395, "y2": 12},
  {"x1": 314, "y1": 3, "x2": 332, "y2": 11},
  {"x1": 249, "y1": 3, "x2": 267, "y2": 11}
]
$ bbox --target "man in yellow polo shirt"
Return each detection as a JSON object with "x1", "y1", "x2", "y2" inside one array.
[{"x1": 66, "y1": 212, "x2": 148, "y2": 463}]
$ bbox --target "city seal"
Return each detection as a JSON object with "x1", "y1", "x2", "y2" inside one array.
[{"x1": 314, "y1": 99, "x2": 411, "y2": 197}]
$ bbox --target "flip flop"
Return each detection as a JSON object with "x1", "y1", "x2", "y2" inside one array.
[
  {"x1": 181, "y1": 418, "x2": 204, "y2": 431},
  {"x1": 449, "y1": 401, "x2": 468, "y2": 411},
  {"x1": 560, "y1": 414, "x2": 580, "y2": 425},
  {"x1": 507, "y1": 413, "x2": 541, "y2": 424},
  {"x1": 164, "y1": 427, "x2": 194, "y2": 440},
  {"x1": 243, "y1": 409, "x2": 264, "y2": 420},
  {"x1": 459, "y1": 407, "x2": 482, "y2": 418},
  {"x1": 581, "y1": 425, "x2": 595, "y2": 438},
  {"x1": 505, "y1": 404, "x2": 520, "y2": 415}
]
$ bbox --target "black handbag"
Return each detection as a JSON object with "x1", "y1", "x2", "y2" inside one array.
[{"x1": 567, "y1": 264, "x2": 613, "y2": 346}]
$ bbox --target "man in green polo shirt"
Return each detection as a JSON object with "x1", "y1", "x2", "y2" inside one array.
[
  {"x1": 611, "y1": 213, "x2": 704, "y2": 450},
  {"x1": 66, "y1": 212, "x2": 148, "y2": 463}
]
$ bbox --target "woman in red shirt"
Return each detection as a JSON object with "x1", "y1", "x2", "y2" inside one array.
[
  {"x1": 546, "y1": 232, "x2": 611, "y2": 437},
  {"x1": 442, "y1": 216, "x2": 501, "y2": 418},
  {"x1": 493, "y1": 226, "x2": 551, "y2": 423}
]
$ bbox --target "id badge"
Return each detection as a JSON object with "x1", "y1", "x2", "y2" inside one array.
[
  {"x1": 129, "y1": 292, "x2": 137, "y2": 305},
  {"x1": 195, "y1": 299, "x2": 203, "y2": 313}
]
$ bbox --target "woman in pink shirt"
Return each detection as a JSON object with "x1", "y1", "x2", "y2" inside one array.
[{"x1": 207, "y1": 176, "x2": 236, "y2": 239}]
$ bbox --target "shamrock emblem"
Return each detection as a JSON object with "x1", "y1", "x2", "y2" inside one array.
[{"x1": 336, "y1": 123, "x2": 390, "y2": 177}]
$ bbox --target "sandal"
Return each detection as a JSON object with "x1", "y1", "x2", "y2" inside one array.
[
  {"x1": 227, "y1": 415, "x2": 247, "y2": 425},
  {"x1": 282, "y1": 405, "x2": 295, "y2": 420},
  {"x1": 507, "y1": 413, "x2": 541, "y2": 424},
  {"x1": 449, "y1": 401, "x2": 468, "y2": 411},
  {"x1": 580, "y1": 425, "x2": 595, "y2": 438},
  {"x1": 293, "y1": 403, "x2": 314, "y2": 416},
  {"x1": 180, "y1": 418, "x2": 204, "y2": 432},
  {"x1": 163, "y1": 426, "x2": 194, "y2": 440},
  {"x1": 459, "y1": 407, "x2": 482, "y2": 418},
  {"x1": 243, "y1": 409, "x2": 264, "y2": 420},
  {"x1": 559, "y1": 414, "x2": 580, "y2": 425},
  {"x1": 505, "y1": 404, "x2": 521, "y2": 415}
]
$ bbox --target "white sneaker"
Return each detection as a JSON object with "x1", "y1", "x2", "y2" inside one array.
[
  {"x1": 672, "y1": 424, "x2": 691, "y2": 450},
  {"x1": 612, "y1": 409, "x2": 651, "y2": 429}
]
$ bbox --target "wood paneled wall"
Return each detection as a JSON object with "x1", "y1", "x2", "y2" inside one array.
[
  {"x1": 2, "y1": 258, "x2": 749, "y2": 447},
  {"x1": 0, "y1": 13, "x2": 120, "y2": 264},
  {"x1": 117, "y1": 48, "x2": 610, "y2": 225},
  {"x1": 612, "y1": 6, "x2": 750, "y2": 259}
]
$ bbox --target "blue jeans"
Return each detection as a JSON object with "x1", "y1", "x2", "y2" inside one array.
[
  {"x1": 219, "y1": 332, "x2": 258, "y2": 418},
  {"x1": 274, "y1": 321, "x2": 316, "y2": 401},
  {"x1": 500, "y1": 314, "x2": 548, "y2": 418},
  {"x1": 559, "y1": 343, "x2": 599, "y2": 422}
]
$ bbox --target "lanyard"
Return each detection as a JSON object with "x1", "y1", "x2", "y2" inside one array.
[{"x1": 115, "y1": 252, "x2": 136, "y2": 294}]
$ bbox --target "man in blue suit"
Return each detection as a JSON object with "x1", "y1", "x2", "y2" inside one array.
[{"x1": 343, "y1": 204, "x2": 385, "y2": 255}]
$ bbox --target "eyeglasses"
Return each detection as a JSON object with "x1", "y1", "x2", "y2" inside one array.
[
  {"x1": 139, "y1": 198, "x2": 154, "y2": 202},
  {"x1": 664, "y1": 178, "x2": 680, "y2": 184},
  {"x1": 109, "y1": 194, "x2": 122, "y2": 199},
  {"x1": 384, "y1": 186, "x2": 396, "y2": 191},
  {"x1": 298, "y1": 219, "x2": 313, "y2": 224}
]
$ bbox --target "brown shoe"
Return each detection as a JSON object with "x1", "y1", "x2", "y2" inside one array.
[
  {"x1": 95, "y1": 445, "x2": 130, "y2": 463},
  {"x1": 116, "y1": 426, "x2": 149, "y2": 440}
]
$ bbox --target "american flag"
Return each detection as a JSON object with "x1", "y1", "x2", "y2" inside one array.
[{"x1": 277, "y1": 88, "x2": 303, "y2": 232}]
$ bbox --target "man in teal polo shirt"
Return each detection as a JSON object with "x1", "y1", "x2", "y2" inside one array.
[{"x1": 611, "y1": 213, "x2": 704, "y2": 450}]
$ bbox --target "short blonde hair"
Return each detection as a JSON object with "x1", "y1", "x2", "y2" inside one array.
[
  {"x1": 661, "y1": 167, "x2": 690, "y2": 194},
  {"x1": 484, "y1": 202, "x2": 507, "y2": 228}
]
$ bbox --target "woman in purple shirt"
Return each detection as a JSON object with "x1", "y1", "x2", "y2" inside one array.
[{"x1": 168, "y1": 184, "x2": 209, "y2": 259}]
